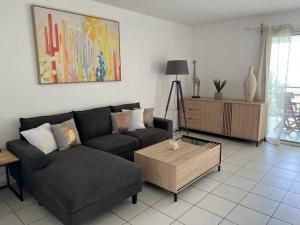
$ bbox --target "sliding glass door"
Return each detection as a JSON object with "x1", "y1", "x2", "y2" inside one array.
[{"x1": 267, "y1": 34, "x2": 300, "y2": 144}]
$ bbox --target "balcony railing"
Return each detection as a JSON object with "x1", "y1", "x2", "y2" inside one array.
[{"x1": 282, "y1": 86, "x2": 300, "y2": 143}]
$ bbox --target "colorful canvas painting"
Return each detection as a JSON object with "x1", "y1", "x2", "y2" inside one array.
[{"x1": 32, "y1": 6, "x2": 121, "y2": 84}]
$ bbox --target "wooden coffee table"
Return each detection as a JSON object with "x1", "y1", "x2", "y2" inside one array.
[{"x1": 134, "y1": 135, "x2": 221, "y2": 201}]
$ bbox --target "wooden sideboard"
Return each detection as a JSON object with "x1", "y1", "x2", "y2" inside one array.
[{"x1": 179, "y1": 97, "x2": 267, "y2": 145}]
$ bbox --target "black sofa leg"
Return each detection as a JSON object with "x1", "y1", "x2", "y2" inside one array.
[{"x1": 132, "y1": 194, "x2": 137, "y2": 204}]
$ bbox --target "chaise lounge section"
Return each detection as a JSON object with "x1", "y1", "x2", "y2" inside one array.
[{"x1": 7, "y1": 102, "x2": 173, "y2": 225}]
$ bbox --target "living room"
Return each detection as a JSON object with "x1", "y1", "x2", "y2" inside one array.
[{"x1": 0, "y1": 0, "x2": 300, "y2": 225}]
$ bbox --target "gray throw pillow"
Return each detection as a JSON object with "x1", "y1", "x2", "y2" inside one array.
[
  {"x1": 51, "y1": 119, "x2": 81, "y2": 150},
  {"x1": 111, "y1": 112, "x2": 130, "y2": 133}
]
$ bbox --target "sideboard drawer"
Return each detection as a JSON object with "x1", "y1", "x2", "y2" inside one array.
[
  {"x1": 183, "y1": 99, "x2": 203, "y2": 109},
  {"x1": 180, "y1": 118, "x2": 201, "y2": 130},
  {"x1": 184, "y1": 108, "x2": 201, "y2": 119}
]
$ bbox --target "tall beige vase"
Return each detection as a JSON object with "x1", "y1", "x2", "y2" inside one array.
[{"x1": 244, "y1": 67, "x2": 257, "y2": 102}]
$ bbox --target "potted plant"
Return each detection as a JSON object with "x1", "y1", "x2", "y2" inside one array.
[{"x1": 213, "y1": 79, "x2": 227, "y2": 99}]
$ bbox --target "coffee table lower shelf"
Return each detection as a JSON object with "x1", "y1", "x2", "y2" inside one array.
[{"x1": 172, "y1": 163, "x2": 221, "y2": 202}]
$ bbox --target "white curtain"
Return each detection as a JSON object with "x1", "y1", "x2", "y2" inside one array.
[
  {"x1": 255, "y1": 26, "x2": 271, "y2": 101},
  {"x1": 266, "y1": 24, "x2": 294, "y2": 145}
]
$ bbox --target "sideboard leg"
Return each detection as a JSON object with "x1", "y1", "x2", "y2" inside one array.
[
  {"x1": 256, "y1": 141, "x2": 259, "y2": 147},
  {"x1": 218, "y1": 165, "x2": 221, "y2": 171}
]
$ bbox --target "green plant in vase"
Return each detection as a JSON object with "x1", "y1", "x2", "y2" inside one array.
[{"x1": 213, "y1": 79, "x2": 227, "y2": 99}]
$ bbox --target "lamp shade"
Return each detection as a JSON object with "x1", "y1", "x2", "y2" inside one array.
[{"x1": 165, "y1": 60, "x2": 189, "y2": 75}]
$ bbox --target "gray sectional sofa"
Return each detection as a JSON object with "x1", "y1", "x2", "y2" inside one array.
[{"x1": 7, "y1": 103, "x2": 173, "y2": 225}]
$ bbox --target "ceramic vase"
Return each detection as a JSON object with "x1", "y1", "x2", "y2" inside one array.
[{"x1": 244, "y1": 67, "x2": 257, "y2": 102}]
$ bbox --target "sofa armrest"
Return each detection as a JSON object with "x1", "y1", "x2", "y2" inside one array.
[
  {"x1": 6, "y1": 140, "x2": 50, "y2": 172},
  {"x1": 153, "y1": 117, "x2": 173, "y2": 138}
]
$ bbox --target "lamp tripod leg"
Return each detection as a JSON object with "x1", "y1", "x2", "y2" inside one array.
[
  {"x1": 164, "y1": 81, "x2": 175, "y2": 119},
  {"x1": 178, "y1": 82, "x2": 188, "y2": 135},
  {"x1": 176, "y1": 82, "x2": 180, "y2": 133}
]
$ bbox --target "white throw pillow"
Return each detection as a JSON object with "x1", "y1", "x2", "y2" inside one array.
[
  {"x1": 21, "y1": 123, "x2": 58, "y2": 154},
  {"x1": 122, "y1": 109, "x2": 145, "y2": 131}
]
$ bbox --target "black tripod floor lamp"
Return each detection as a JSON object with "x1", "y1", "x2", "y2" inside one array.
[{"x1": 164, "y1": 60, "x2": 189, "y2": 135}]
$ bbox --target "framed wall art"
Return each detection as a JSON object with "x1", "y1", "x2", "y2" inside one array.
[{"x1": 32, "y1": 6, "x2": 121, "y2": 84}]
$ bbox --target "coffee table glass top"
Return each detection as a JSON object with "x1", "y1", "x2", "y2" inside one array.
[
  {"x1": 180, "y1": 135, "x2": 221, "y2": 147},
  {"x1": 135, "y1": 135, "x2": 221, "y2": 166}
]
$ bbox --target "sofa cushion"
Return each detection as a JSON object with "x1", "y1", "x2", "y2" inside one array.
[
  {"x1": 74, "y1": 107, "x2": 112, "y2": 141},
  {"x1": 110, "y1": 102, "x2": 140, "y2": 112},
  {"x1": 32, "y1": 145, "x2": 142, "y2": 213},
  {"x1": 20, "y1": 112, "x2": 74, "y2": 131},
  {"x1": 84, "y1": 134, "x2": 139, "y2": 156},
  {"x1": 127, "y1": 128, "x2": 169, "y2": 148}
]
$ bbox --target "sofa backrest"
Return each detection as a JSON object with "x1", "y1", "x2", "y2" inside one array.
[
  {"x1": 110, "y1": 102, "x2": 140, "y2": 112},
  {"x1": 19, "y1": 112, "x2": 74, "y2": 131},
  {"x1": 18, "y1": 103, "x2": 140, "y2": 141},
  {"x1": 74, "y1": 107, "x2": 112, "y2": 141}
]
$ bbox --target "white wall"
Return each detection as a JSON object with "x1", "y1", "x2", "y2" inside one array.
[
  {"x1": 192, "y1": 9, "x2": 300, "y2": 100},
  {"x1": 0, "y1": 0, "x2": 192, "y2": 148},
  {"x1": 2, "y1": 0, "x2": 299, "y2": 153}
]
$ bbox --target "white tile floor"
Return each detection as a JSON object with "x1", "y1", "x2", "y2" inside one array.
[{"x1": 1, "y1": 132, "x2": 300, "y2": 225}]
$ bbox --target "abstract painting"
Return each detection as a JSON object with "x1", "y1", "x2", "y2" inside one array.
[{"x1": 32, "y1": 6, "x2": 121, "y2": 84}]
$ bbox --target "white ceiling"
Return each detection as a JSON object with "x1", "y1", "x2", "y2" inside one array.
[{"x1": 93, "y1": 0, "x2": 300, "y2": 26}]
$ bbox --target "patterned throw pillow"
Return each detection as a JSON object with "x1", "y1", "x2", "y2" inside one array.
[
  {"x1": 136, "y1": 108, "x2": 154, "y2": 127},
  {"x1": 111, "y1": 112, "x2": 130, "y2": 133},
  {"x1": 51, "y1": 119, "x2": 81, "y2": 150},
  {"x1": 20, "y1": 123, "x2": 57, "y2": 154}
]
